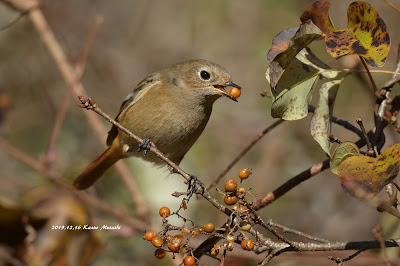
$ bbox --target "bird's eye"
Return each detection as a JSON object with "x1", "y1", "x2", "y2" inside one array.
[{"x1": 200, "y1": 70, "x2": 211, "y2": 80}]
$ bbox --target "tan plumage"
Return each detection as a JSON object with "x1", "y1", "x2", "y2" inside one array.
[{"x1": 73, "y1": 59, "x2": 241, "y2": 190}]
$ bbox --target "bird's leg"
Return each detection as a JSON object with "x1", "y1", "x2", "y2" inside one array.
[
  {"x1": 137, "y1": 138, "x2": 152, "y2": 155},
  {"x1": 187, "y1": 175, "x2": 205, "y2": 200}
]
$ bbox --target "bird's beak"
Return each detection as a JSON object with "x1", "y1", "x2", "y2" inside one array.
[{"x1": 212, "y1": 81, "x2": 242, "y2": 102}]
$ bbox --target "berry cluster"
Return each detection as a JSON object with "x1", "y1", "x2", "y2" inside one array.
[{"x1": 143, "y1": 168, "x2": 255, "y2": 264}]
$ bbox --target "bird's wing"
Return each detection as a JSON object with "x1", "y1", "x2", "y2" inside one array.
[{"x1": 106, "y1": 72, "x2": 161, "y2": 146}]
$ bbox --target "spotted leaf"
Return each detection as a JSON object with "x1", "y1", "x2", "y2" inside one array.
[
  {"x1": 325, "y1": 1, "x2": 390, "y2": 67},
  {"x1": 310, "y1": 78, "x2": 343, "y2": 155},
  {"x1": 267, "y1": 21, "x2": 322, "y2": 88},
  {"x1": 337, "y1": 143, "x2": 400, "y2": 200}
]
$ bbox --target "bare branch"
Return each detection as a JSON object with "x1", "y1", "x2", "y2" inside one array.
[{"x1": 206, "y1": 119, "x2": 285, "y2": 190}]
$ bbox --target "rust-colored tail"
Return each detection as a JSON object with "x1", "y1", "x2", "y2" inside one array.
[{"x1": 73, "y1": 137, "x2": 123, "y2": 190}]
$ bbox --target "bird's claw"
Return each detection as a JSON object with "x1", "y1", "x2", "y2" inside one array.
[
  {"x1": 187, "y1": 175, "x2": 205, "y2": 200},
  {"x1": 137, "y1": 138, "x2": 152, "y2": 155}
]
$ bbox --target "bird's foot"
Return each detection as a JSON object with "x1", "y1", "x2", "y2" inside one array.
[
  {"x1": 187, "y1": 175, "x2": 205, "y2": 200},
  {"x1": 137, "y1": 138, "x2": 152, "y2": 155}
]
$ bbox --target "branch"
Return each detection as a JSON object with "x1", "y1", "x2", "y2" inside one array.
[
  {"x1": 0, "y1": 136, "x2": 148, "y2": 230},
  {"x1": 0, "y1": 0, "x2": 151, "y2": 219},
  {"x1": 252, "y1": 160, "x2": 330, "y2": 210},
  {"x1": 206, "y1": 119, "x2": 285, "y2": 190},
  {"x1": 77, "y1": 97, "x2": 233, "y2": 216},
  {"x1": 359, "y1": 56, "x2": 380, "y2": 99}
]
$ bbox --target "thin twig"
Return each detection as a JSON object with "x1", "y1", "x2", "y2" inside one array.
[
  {"x1": 0, "y1": 136, "x2": 148, "y2": 230},
  {"x1": 27, "y1": 6, "x2": 106, "y2": 141},
  {"x1": 356, "y1": 118, "x2": 373, "y2": 154},
  {"x1": 358, "y1": 56, "x2": 380, "y2": 98},
  {"x1": 384, "y1": 0, "x2": 400, "y2": 13},
  {"x1": 0, "y1": 12, "x2": 24, "y2": 31},
  {"x1": 20, "y1": 4, "x2": 151, "y2": 219},
  {"x1": 268, "y1": 221, "x2": 330, "y2": 243},
  {"x1": 252, "y1": 160, "x2": 330, "y2": 210},
  {"x1": 206, "y1": 119, "x2": 285, "y2": 190},
  {"x1": 371, "y1": 224, "x2": 390, "y2": 266},
  {"x1": 45, "y1": 17, "x2": 103, "y2": 166}
]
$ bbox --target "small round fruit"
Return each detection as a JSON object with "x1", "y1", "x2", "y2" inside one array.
[
  {"x1": 229, "y1": 87, "x2": 241, "y2": 99},
  {"x1": 159, "y1": 206, "x2": 171, "y2": 218},
  {"x1": 226, "y1": 235, "x2": 235, "y2": 242},
  {"x1": 241, "y1": 221, "x2": 251, "y2": 231},
  {"x1": 224, "y1": 179, "x2": 237, "y2": 192},
  {"x1": 238, "y1": 168, "x2": 251, "y2": 180},
  {"x1": 239, "y1": 205, "x2": 249, "y2": 214},
  {"x1": 183, "y1": 255, "x2": 196, "y2": 266},
  {"x1": 174, "y1": 234, "x2": 184, "y2": 244},
  {"x1": 204, "y1": 223, "x2": 215, "y2": 233},
  {"x1": 181, "y1": 227, "x2": 190, "y2": 234},
  {"x1": 224, "y1": 194, "x2": 238, "y2": 205},
  {"x1": 211, "y1": 245, "x2": 219, "y2": 256},
  {"x1": 232, "y1": 205, "x2": 238, "y2": 211},
  {"x1": 144, "y1": 231, "x2": 155, "y2": 241},
  {"x1": 154, "y1": 248, "x2": 166, "y2": 259},
  {"x1": 167, "y1": 242, "x2": 180, "y2": 252},
  {"x1": 166, "y1": 235, "x2": 174, "y2": 242},
  {"x1": 191, "y1": 229, "x2": 200, "y2": 237},
  {"x1": 241, "y1": 239, "x2": 254, "y2": 251},
  {"x1": 227, "y1": 242, "x2": 234, "y2": 251},
  {"x1": 237, "y1": 187, "x2": 246, "y2": 197},
  {"x1": 151, "y1": 236, "x2": 163, "y2": 247}
]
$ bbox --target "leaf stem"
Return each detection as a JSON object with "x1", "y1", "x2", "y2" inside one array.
[{"x1": 359, "y1": 56, "x2": 380, "y2": 98}]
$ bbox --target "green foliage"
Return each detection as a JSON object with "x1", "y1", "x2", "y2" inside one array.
[
  {"x1": 330, "y1": 142, "x2": 360, "y2": 174},
  {"x1": 310, "y1": 79, "x2": 343, "y2": 155},
  {"x1": 266, "y1": 0, "x2": 398, "y2": 199}
]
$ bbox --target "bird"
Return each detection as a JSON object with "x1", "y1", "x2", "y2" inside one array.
[{"x1": 73, "y1": 59, "x2": 241, "y2": 190}]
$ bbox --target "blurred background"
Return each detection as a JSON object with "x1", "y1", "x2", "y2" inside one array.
[{"x1": 0, "y1": 0, "x2": 399, "y2": 265}]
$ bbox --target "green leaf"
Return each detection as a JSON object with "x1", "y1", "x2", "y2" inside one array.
[
  {"x1": 296, "y1": 49, "x2": 338, "y2": 79},
  {"x1": 337, "y1": 143, "x2": 400, "y2": 199},
  {"x1": 330, "y1": 141, "x2": 360, "y2": 174},
  {"x1": 268, "y1": 57, "x2": 319, "y2": 120},
  {"x1": 310, "y1": 79, "x2": 343, "y2": 155},
  {"x1": 325, "y1": 1, "x2": 391, "y2": 67},
  {"x1": 268, "y1": 20, "x2": 322, "y2": 88}
]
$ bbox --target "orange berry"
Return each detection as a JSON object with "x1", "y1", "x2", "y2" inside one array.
[
  {"x1": 191, "y1": 229, "x2": 201, "y2": 237},
  {"x1": 226, "y1": 235, "x2": 235, "y2": 242},
  {"x1": 239, "y1": 205, "x2": 249, "y2": 214},
  {"x1": 174, "y1": 234, "x2": 184, "y2": 244},
  {"x1": 238, "y1": 168, "x2": 251, "y2": 180},
  {"x1": 204, "y1": 223, "x2": 215, "y2": 233},
  {"x1": 211, "y1": 245, "x2": 219, "y2": 256},
  {"x1": 167, "y1": 241, "x2": 180, "y2": 252},
  {"x1": 151, "y1": 236, "x2": 163, "y2": 247},
  {"x1": 224, "y1": 194, "x2": 238, "y2": 205},
  {"x1": 144, "y1": 231, "x2": 156, "y2": 241},
  {"x1": 237, "y1": 187, "x2": 246, "y2": 197},
  {"x1": 166, "y1": 235, "x2": 174, "y2": 242},
  {"x1": 229, "y1": 87, "x2": 241, "y2": 99},
  {"x1": 154, "y1": 248, "x2": 166, "y2": 259},
  {"x1": 181, "y1": 227, "x2": 191, "y2": 234},
  {"x1": 184, "y1": 255, "x2": 196, "y2": 266},
  {"x1": 241, "y1": 239, "x2": 254, "y2": 251},
  {"x1": 224, "y1": 179, "x2": 237, "y2": 192},
  {"x1": 159, "y1": 206, "x2": 171, "y2": 218}
]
